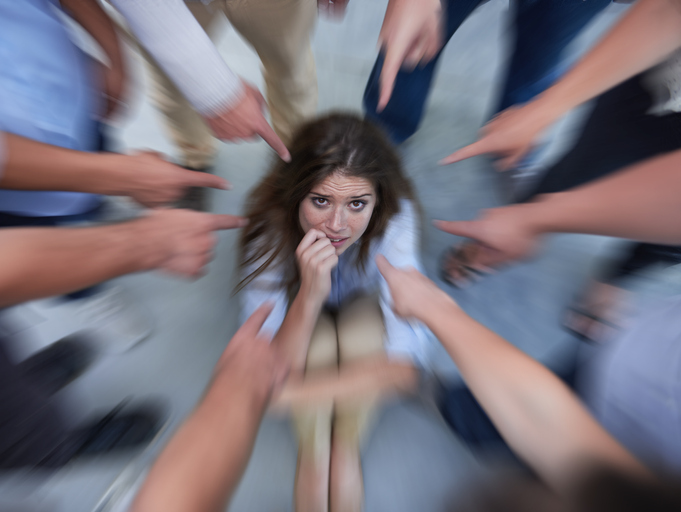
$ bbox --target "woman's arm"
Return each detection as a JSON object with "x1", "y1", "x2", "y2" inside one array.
[
  {"x1": 377, "y1": 256, "x2": 648, "y2": 494},
  {"x1": 242, "y1": 229, "x2": 339, "y2": 372},
  {"x1": 443, "y1": 0, "x2": 681, "y2": 168}
]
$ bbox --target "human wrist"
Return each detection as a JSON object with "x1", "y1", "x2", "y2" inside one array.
[
  {"x1": 124, "y1": 215, "x2": 172, "y2": 272},
  {"x1": 89, "y1": 153, "x2": 136, "y2": 196},
  {"x1": 417, "y1": 285, "x2": 458, "y2": 324}
]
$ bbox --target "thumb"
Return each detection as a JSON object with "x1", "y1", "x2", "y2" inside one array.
[
  {"x1": 439, "y1": 139, "x2": 489, "y2": 165},
  {"x1": 183, "y1": 170, "x2": 231, "y2": 190},
  {"x1": 433, "y1": 219, "x2": 481, "y2": 240}
]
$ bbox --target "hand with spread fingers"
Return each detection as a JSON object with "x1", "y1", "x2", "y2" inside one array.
[
  {"x1": 376, "y1": 0, "x2": 444, "y2": 111},
  {"x1": 440, "y1": 101, "x2": 561, "y2": 171},
  {"x1": 434, "y1": 204, "x2": 544, "y2": 286},
  {"x1": 204, "y1": 81, "x2": 291, "y2": 162}
]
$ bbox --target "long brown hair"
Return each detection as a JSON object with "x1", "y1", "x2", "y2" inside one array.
[{"x1": 237, "y1": 112, "x2": 416, "y2": 295}]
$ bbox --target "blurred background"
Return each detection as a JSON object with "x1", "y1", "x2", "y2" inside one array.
[{"x1": 5, "y1": 1, "x2": 680, "y2": 511}]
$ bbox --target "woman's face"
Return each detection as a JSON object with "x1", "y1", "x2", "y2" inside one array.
[{"x1": 298, "y1": 172, "x2": 377, "y2": 255}]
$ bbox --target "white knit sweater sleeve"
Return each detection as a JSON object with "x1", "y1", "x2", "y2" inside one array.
[{"x1": 111, "y1": 0, "x2": 243, "y2": 116}]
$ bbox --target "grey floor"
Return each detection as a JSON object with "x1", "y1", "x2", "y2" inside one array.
[{"x1": 0, "y1": 1, "x2": 650, "y2": 511}]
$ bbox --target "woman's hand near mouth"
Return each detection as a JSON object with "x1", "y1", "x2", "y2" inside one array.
[{"x1": 296, "y1": 229, "x2": 339, "y2": 303}]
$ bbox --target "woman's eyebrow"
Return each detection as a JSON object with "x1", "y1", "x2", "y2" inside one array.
[{"x1": 350, "y1": 193, "x2": 373, "y2": 199}]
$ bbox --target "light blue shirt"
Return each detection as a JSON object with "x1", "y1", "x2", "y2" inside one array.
[
  {"x1": 240, "y1": 199, "x2": 434, "y2": 368},
  {"x1": 0, "y1": 0, "x2": 101, "y2": 216},
  {"x1": 581, "y1": 295, "x2": 681, "y2": 472}
]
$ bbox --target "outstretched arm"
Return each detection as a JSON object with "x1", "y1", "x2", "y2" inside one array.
[
  {"x1": 132, "y1": 304, "x2": 287, "y2": 512},
  {"x1": 110, "y1": 0, "x2": 290, "y2": 160},
  {"x1": 377, "y1": 256, "x2": 648, "y2": 493},
  {"x1": 443, "y1": 0, "x2": 681, "y2": 169},
  {"x1": 0, "y1": 210, "x2": 246, "y2": 308},
  {"x1": 0, "y1": 132, "x2": 228, "y2": 207},
  {"x1": 437, "y1": 149, "x2": 681, "y2": 269}
]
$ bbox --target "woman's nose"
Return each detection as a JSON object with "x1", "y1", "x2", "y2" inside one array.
[{"x1": 327, "y1": 208, "x2": 346, "y2": 232}]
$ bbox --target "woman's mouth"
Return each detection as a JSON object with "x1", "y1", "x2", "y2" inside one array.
[{"x1": 327, "y1": 236, "x2": 349, "y2": 248}]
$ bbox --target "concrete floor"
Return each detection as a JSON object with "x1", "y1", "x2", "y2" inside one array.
[{"x1": 0, "y1": 1, "x2": 646, "y2": 511}]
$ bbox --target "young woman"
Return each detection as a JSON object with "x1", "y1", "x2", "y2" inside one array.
[{"x1": 238, "y1": 113, "x2": 432, "y2": 512}]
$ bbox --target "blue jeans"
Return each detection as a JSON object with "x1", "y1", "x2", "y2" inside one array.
[{"x1": 363, "y1": 0, "x2": 612, "y2": 144}]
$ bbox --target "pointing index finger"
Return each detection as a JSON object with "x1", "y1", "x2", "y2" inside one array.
[
  {"x1": 209, "y1": 214, "x2": 249, "y2": 231},
  {"x1": 184, "y1": 171, "x2": 231, "y2": 190},
  {"x1": 257, "y1": 119, "x2": 291, "y2": 162},
  {"x1": 439, "y1": 139, "x2": 489, "y2": 166}
]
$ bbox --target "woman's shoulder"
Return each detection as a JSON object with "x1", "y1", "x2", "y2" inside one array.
[{"x1": 383, "y1": 198, "x2": 420, "y2": 237}]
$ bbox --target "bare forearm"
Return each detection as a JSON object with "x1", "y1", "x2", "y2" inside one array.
[
  {"x1": 272, "y1": 290, "x2": 323, "y2": 371},
  {"x1": 1, "y1": 133, "x2": 133, "y2": 195},
  {"x1": 0, "y1": 222, "x2": 159, "y2": 307},
  {"x1": 419, "y1": 297, "x2": 644, "y2": 492},
  {"x1": 60, "y1": 0, "x2": 124, "y2": 69},
  {"x1": 537, "y1": 0, "x2": 681, "y2": 118},
  {"x1": 273, "y1": 358, "x2": 417, "y2": 409},
  {"x1": 530, "y1": 149, "x2": 681, "y2": 244},
  {"x1": 132, "y1": 373, "x2": 267, "y2": 512}
]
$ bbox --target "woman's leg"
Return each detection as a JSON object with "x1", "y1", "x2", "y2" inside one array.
[
  {"x1": 292, "y1": 312, "x2": 338, "y2": 512},
  {"x1": 332, "y1": 296, "x2": 385, "y2": 512}
]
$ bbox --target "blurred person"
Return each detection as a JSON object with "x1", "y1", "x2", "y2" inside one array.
[
  {"x1": 363, "y1": 0, "x2": 612, "y2": 144},
  {"x1": 110, "y1": 0, "x2": 326, "y2": 210},
  {"x1": 130, "y1": 303, "x2": 288, "y2": 512},
  {"x1": 440, "y1": 0, "x2": 681, "y2": 341},
  {"x1": 0, "y1": 0, "x2": 228, "y2": 352},
  {"x1": 376, "y1": 256, "x2": 681, "y2": 512},
  {"x1": 237, "y1": 113, "x2": 432, "y2": 511},
  {"x1": 431, "y1": 148, "x2": 681, "y2": 472},
  {"x1": 0, "y1": 207, "x2": 246, "y2": 468}
]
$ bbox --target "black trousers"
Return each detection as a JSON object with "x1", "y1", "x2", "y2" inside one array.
[
  {"x1": 521, "y1": 74, "x2": 681, "y2": 279},
  {"x1": 0, "y1": 330, "x2": 70, "y2": 469}
]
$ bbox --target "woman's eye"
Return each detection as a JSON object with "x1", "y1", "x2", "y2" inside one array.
[
  {"x1": 349, "y1": 200, "x2": 366, "y2": 210},
  {"x1": 312, "y1": 197, "x2": 328, "y2": 207}
]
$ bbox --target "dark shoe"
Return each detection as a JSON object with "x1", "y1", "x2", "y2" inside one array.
[
  {"x1": 175, "y1": 166, "x2": 212, "y2": 212},
  {"x1": 18, "y1": 334, "x2": 94, "y2": 396},
  {"x1": 74, "y1": 398, "x2": 168, "y2": 457},
  {"x1": 37, "y1": 399, "x2": 168, "y2": 468}
]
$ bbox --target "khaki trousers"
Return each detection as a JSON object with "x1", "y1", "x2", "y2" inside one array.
[
  {"x1": 131, "y1": 0, "x2": 318, "y2": 168},
  {"x1": 293, "y1": 296, "x2": 385, "y2": 458}
]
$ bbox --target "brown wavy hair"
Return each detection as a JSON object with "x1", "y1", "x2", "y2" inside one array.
[{"x1": 237, "y1": 112, "x2": 416, "y2": 296}]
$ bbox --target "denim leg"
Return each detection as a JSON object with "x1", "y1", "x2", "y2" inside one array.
[
  {"x1": 495, "y1": 0, "x2": 611, "y2": 113},
  {"x1": 363, "y1": 0, "x2": 483, "y2": 144}
]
